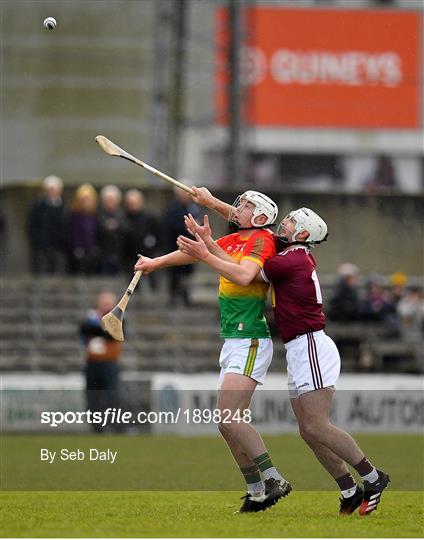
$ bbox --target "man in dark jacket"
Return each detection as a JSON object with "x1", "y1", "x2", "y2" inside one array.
[
  {"x1": 27, "y1": 175, "x2": 66, "y2": 274},
  {"x1": 80, "y1": 291, "x2": 123, "y2": 433},
  {"x1": 96, "y1": 185, "x2": 126, "y2": 275},
  {"x1": 328, "y1": 263, "x2": 361, "y2": 322},
  {"x1": 163, "y1": 188, "x2": 200, "y2": 306},
  {"x1": 123, "y1": 189, "x2": 161, "y2": 290}
]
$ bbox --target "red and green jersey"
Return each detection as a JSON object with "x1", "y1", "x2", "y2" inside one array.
[{"x1": 216, "y1": 229, "x2": 276, "y2": 338}]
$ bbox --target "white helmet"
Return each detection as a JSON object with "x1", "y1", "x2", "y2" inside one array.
[
  {"x1": 229, "y1": 190, "x2": 278, "y2": 228},
  {"x1": 277, "y1": 207, "x2": 328, "y2": 244}
]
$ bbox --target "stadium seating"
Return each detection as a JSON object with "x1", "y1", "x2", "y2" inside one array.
[{"x1": 0, "y1": 274, "x2": 421, "y2": 374}]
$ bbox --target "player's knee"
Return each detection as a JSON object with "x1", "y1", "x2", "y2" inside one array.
[
  {"x1": 218, "y1": 420, "x2": 230, "y2": 436},
  {"x1": 299, "y1": 419, "x2": 323, "y2": 442},
  {"x1": 218, "y1": 419, "x2": 239, "y2": 438},
  {"x1": 299, "y1": 424, "x2": 316, "y2": 444}
]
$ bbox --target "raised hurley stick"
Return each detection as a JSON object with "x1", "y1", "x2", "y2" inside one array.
[
  {"x1": 95, "y1": 135, "x2": 194, "y2": 195},
  {"x1": 101, "y1": 270, "x2": 143, "y2": 341}
]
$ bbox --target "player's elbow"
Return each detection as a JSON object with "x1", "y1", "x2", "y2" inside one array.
[
  {"x1": 237, "y1": 272, "x2": 255, "y2": 287},
  {"x1": 235, "y1": 262, "x2": 261, "y2": 286}
]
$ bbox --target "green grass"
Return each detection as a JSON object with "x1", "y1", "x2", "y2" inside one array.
[
  {"x1": 1, "y1": 433, "x2": 423, "y2": 537},
  {"x1": 1, "y1": 491, "x2": 423, "y2": 537},
  {"x1": 2, "y1": 433, "x2": 422, "y2": 491}
]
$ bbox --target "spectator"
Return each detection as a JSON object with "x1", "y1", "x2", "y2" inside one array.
[
  {"x1": 328, "y1": 263, "x2": 361, "y2": 321},
  {"x1": 96, "y1": 185, "x2": 126, "y2": 275},
  {"x1": 388, "y1": 271, "x2": 408, "y2": 309},
  {"x1": 360, "y1": 273, "x2": 397, "y2": 324},
  {"x1": 67, "y1": 184, "x2": 99, "y2": 274},
  {"x1": 123, "y1": 189, "x2": 161, "y2": 290},
  {"x1": 26, "y1": 175, "x2": 66, "y2": 274},
  {"x1": 163, "y1": 187, "x2": 200, "y2": 306},
  {"x1": 363, "y1": 156, "x2": 399, "y2": 192},
  {"x1": 397, "y1": 288, "x2": 424, "y2": 343},
  {"x1": 80, "y1": 291, "x2": 123, "y2": 433}
]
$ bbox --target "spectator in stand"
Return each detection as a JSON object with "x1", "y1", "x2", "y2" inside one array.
[
  {"x1": 96, "y1": 185, "x2": 126, "y2": 275},
  {"x1": 388, "y1": 271, "x2": 408, "y2": 309},
  {"x1": 163, "y1": 187, "x2": 200, "y2": 306},
  {"x1": 397, "y1": 288, "x2": 424, "y2": 344},
  {"x1": 363, "y1": 156, "x2": 399, "y2": 192},
  {"x1": 123, "y1": 189, "x2": 161, "y2": 290},
  {"x1": 328, "y1": 263, "x2": 361, "y2": 322},
  {"x1": 360, "y1": 273, "x2": 397, "y2": 324},
  {"x1": 27, "y1": 175, "x2": 66, "y2": 274},
  {"x1": 67, "y1": 184, "x2": 99, "y2": 274},
  {"x1": 80, "y1": 291, "x2": 123, "y2": 433},
  {"x1": 381, "y1": 271, "x2": 408, "y2": 331}
]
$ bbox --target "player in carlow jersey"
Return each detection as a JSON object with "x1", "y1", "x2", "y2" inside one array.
[
  {"x1": 178, "y1": 206, "x2": 390, "y2": 517},
  {"x1": 135, "y1": 189, "x2": 291, "y2": 513}
]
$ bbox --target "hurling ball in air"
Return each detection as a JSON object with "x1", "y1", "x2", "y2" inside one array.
[{"x1": 43, "y1": 17, "x2": 57, "y2": 30}]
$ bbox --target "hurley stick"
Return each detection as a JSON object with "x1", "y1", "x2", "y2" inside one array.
[
  {"x1": 101, "y1": 270, "x2": 143, "y2": 341},
  {"x1": 95, "y1": 135, "x2": 194, "y2": 195}
]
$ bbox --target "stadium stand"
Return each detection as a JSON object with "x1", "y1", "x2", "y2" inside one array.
[{"x1": 1, "y1": 271, "x2": 421, "y2": 375}]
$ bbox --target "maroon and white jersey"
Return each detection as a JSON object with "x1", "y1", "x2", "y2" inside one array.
[{"x1": 261, "y1": 246, "x2": 326, "y2": 343}]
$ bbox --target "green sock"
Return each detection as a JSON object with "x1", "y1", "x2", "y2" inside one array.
[
  {"x1": 240, "y1": 464, "x2": 262, "y2": 485},
  {"x1": 253, "y1": 452, "x2": 274, "y2": 472},
  {"x1": 253, "y1": 452, "x2": 283, "y2": 481}
]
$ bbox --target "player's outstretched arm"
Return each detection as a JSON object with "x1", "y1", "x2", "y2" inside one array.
[
  {"x1": 134, "y1": 251, "x2": 197, "y2": 274},
  {"x1": 184, "y1": 213, "x2": 234, "y2": 263},
  {"x1": 190, "y1": 187, "x2": 232, "y2": 220},
  {"x1": 177, "y1": 234, "x2": 261, "y2": 286}
]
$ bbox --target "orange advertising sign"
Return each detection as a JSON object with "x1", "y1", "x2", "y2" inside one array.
[{"x1": 215, "y1": 8, "x2": 421, "y2": 128}]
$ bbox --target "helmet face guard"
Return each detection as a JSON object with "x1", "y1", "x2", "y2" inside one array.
[
  {"x1": 229, "y1": 191, "x2": 278, "y2": 230},
  {"x1": 277, "y1": 208, "x2": 328, "y2": 246}
]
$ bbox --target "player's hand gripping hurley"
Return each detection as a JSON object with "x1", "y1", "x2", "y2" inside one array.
[
  {"x1": 101, "y1": 269, "x2": 143, "y2": 341},
  {"x1": 95, "y1": 135, "x2": 194, "y2": 194}
]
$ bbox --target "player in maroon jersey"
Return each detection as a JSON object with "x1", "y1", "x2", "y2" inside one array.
[{"x1": 178, "y1": 207, "x2": 390, "y2": 516}]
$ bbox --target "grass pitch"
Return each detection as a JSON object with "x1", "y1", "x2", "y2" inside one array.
[
  {"x1": 1, "y1": 433, "x2": 423, "y2": 537},
  {"x1": 2, "y1": 490, "x2": 423, "y2": 538}
]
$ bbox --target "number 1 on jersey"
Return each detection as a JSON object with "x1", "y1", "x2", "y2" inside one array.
[{"x1": 311, "y1": 270, "x2": 322, "y2": 304}]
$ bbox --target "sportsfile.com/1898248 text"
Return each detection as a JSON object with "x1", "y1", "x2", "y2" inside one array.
[{"x1": 40, "y1": 408, "x2": 252, "y2": 428}]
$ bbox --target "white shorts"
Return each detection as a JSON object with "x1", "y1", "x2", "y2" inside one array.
[
  {"x1": 285, "y1": 330, "x2": 340, "y2": 398},
  {"x1": 217, "y1": 337, "x2": 273, "y2": 387}
]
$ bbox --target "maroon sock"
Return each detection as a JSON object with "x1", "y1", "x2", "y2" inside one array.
[
  {"x1": 336, "y1": 472, "x2": 356, "y2": 492},
  {"x1": 354, "y1": 457, "x2": 374, "y2": 476}
]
